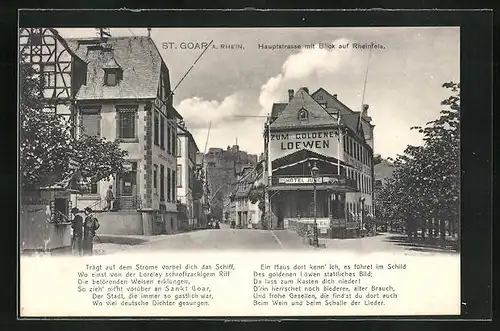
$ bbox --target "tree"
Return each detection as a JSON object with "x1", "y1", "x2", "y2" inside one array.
[
  {"x1": 377, "y1": 82, "x2": 460, "y2": 249},
  {"x1": 20, "y1": 63, "x2": 128, "y2": 191}
]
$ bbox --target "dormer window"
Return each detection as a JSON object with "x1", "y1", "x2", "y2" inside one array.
[
  {"x1": 102, "y1": 56, "x2": 122, "y2": 86},
  {"x1": 298, "y1": 108, "x2": 308, "y2": 120},
  {"x1": 104, "y1": 69, "x2": 119, "y2": 86}
]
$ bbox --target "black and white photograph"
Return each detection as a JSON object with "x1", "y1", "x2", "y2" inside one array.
[
  {"x1": 19, "y1": 26, "x2": 460, "y2": 255},
  {"x1": 18, "y1": 21, "x2": 466, "y2": 317}
]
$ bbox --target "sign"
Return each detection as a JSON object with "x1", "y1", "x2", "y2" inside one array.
[
  {"x1": 277, "y1": 176, "x2": 346, "y2": 185},
  {"x1": 269, "y1": 129, "x2": 340, "y2": 161}
]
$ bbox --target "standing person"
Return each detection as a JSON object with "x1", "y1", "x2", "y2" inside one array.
[
  {"x1": 71, "y1": 208, "x2": 83, "y2": 256},
  {"x1": 83, "y1": 207, "x2": 100, "y2": 256},
  {"x1": 103, "y1": 185, "x2": 115, "y2": 211}
]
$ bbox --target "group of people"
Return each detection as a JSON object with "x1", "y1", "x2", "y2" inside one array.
[{"x1": 70, "y1": 207, "x2": 100, "y2": 256}]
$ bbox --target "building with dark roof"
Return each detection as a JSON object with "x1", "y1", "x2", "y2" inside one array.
[
  {"x1": 265, "y1": 87, "x2": 376, "y2": 237},
  {"x1": 20, "y1": 28, "x2": 184, "y2": 235},
  {"x1": 225, "y1": 161, "x2": 265, "y2": 228}
]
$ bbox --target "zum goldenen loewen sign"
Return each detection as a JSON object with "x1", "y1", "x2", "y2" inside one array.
[{"x1": 270, "y1": 130, "x2": 338, "y2": 150}]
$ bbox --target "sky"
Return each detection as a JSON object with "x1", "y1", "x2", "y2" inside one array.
[{"x1": 57, "y1": 27, "x2": 459, "y2": 159}]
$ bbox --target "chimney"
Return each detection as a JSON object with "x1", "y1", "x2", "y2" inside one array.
[
  {"x1": 333, "y1": 94, "x2": 338, "y2": 99},
  {"x1": 302, "y1": 87, "x2": 309, "y2": 94},
  {"x1": 288, "y1": 89, "x2": 294, "y2": 102},
  {"x1": 147, "y1": 28, "x2": 151, "y2": 37}
]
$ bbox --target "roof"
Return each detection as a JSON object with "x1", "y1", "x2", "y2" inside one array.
[
  {"x1": 311, "y1": 87, "x2": 372, "y2": 140},
  {"x1": 272, "y1": 149, "x2": 346, "y2": 169},
  {"x1": 66, "y1": 36, "x2": 163, "y2": 100},
  {"x1": 177, "y1": 124, "x2": 200, "y2": 152},
  {"x1": 231, "y1": 160, "x2": 264, "y2": 199},
  {"x1": 47, "y1": 28, "x2": 87, "y2": 63},
  {"x1": 270, "y1": 87, "x2": 338, "y2": 129},
  {"x1": 270, "y1": 103, "x2": 287, "y2": 123}
]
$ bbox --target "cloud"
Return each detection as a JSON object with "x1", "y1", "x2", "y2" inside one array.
[
  {"x1": 175, "y1": 93, "x2": 244, "y2": 130},
  {"x1": 259, "y1": 38, "x2": 355, "y2": 114},
  {"x1": 190, "y1": 117, "x2": 264, "y2": 156}
]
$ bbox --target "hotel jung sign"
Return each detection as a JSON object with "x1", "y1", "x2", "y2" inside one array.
[
  {"x1": 278, "y1": 176, "x2": 346, "y2": 185},
  {"x1": 269, "y1": 129, "x2": 340, "y2": 161}
]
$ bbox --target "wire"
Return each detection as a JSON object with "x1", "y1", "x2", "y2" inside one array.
[
  {"x1": 361, "y1": 47, "x2": 373, "y2": 107},
  {"x1": 168, "y1": 40, "x2": 214, "y2": 101}
]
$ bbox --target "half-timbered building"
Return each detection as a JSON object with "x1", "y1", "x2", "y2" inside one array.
[{"x1": 19, "y1": 28, "x2": 87, "y2": 127}]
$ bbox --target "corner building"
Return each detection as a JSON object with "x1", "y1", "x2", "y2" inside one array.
[{"x1": 266, "y1": 87, "x2": 375, "y2": 237}]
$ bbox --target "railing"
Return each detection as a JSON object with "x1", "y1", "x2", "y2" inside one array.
[{"x1": 86, "y1": 195, "x2": 142, "y2": 212}]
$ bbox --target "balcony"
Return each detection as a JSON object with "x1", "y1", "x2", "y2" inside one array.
[{"x1": 270, "y1": 174, "x2": 358, "y2": 192}]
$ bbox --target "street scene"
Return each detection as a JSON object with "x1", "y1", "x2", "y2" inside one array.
[{"x1": 19, "y1": 27, "x2": 460, "y2": 256}]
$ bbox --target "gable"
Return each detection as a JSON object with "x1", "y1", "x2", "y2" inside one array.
[
  {"x1": 312, "y1": 88, "x2": 369, "y2": 142},
  {"x1": 270, "y1": 88, "x2": 337, "y2": 129}
]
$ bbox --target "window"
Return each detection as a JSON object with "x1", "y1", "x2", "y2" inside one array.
[
  {"x1": 176, "y1": 138, "x2": 182, "y2": 157},
  {"x1": 177, "y1": 165, "x2": 182, "y2": 187},
  {"x1": 82, "y1": 181, "x2": 99, "y2": 195},
  {"x1": 153, "y1": 165, "x2": 158, "y2": 195},
  {"x1": 349, "y1": 139, "x2": 353, "y2": 156},
  {"x1": 160, "y1": 115, "x2": 165, "y2": 150},
  {"x1": 171, "y1": 125, "x2": 176, "y2": 156},
  {"x1": 167, "y1": 125, "x2": 171, "y2": 154},
  {"x1": 167, "y1": 168, "x2": 171, "y2": 202},
  {"x1": 29, "y1": 30, "x2": 43, "y2": 45},
  {"x1": 298, "y1": 108, "x2": 308, "y2": 120},
  {"x1": 160, "y1": 165, "x2": 165, "y2": 201},
  {"x1": 172, "y1": 169, "x2": 176, "y2": 202},
  {"x1": 343, "y1": 136, "x2": 347, "y2": 152},
  {"x1": 104, "y1": 69, "x2": 122, "y2": 86},
  {"x1": 188, "y1": 166, "x2": 193, "y2": 189},
  {"x1": 154, "y1": 111, "x2": 159, "y2": 146},
  {"x1": 117, "y1": 107, "x2": 136, "y2": 139},
  {"x1": 41, "y1": 64, "x2": 56, "y2": 88},
  {"x1": 80, "y1": 107, "x2": 101, "y2": 138}
]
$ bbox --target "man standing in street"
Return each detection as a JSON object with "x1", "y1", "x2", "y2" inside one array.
[
  {"x1": 71, "y1": 207, "x2": 83, "y2": 256},
  {"x1": 83, "y1": 207, "x2": 100, "y2": 256},
  {"x1": 103, "y1": 185, "x2": 115, "y2": 211}
]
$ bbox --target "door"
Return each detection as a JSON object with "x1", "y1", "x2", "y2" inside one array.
[{"x1": 117, "y1": 162, "x2": 138, "y2": 209}]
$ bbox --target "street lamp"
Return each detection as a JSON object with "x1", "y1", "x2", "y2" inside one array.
[
  {"x1": 359, "y1": 196, "x2": 366, "y2": 235},
  {"x1": 311, "y1": 162, "x2": 320, "y2": 247}
]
